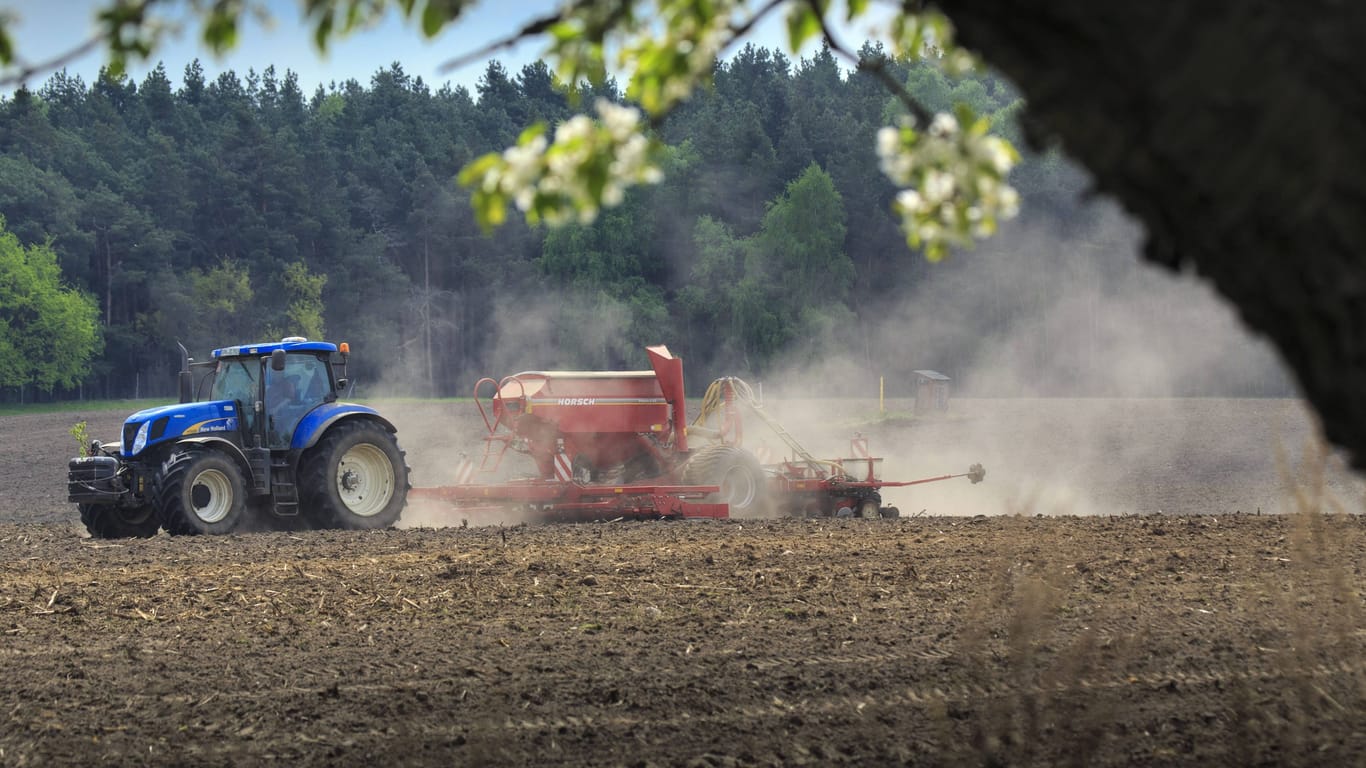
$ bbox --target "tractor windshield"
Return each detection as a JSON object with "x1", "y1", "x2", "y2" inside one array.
[{"x1": 211, "y1": 359, "x2": 260, "y2": 404}]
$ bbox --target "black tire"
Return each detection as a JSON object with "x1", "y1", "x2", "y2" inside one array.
[
  {"x1": 300, "y1": 420, "x2": 409, "y2": 530},
  {"x1": 79, "y1": 503, "x2": 159, "y2": 539},
  {"x1": 154, "y1": 448, "x2": 249, "y2": 535},
  {"x1": 859, "y1": 496, "x2": 882, "y2": 520},
  {"x1": 682, "y1": 444, "x2": 770, "y2": 517}
]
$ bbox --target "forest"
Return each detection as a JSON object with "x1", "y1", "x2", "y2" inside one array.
[{"x1": 0, "y1": 43, "x2": 1288, "y2": 401}]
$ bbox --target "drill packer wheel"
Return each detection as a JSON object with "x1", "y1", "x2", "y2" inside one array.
[
  {"x1": 967, "y1": 463, "x2": 986, "y2": 484},
  {"x1": 682, "y1": 444, "x2": 770, "y2": 517}
]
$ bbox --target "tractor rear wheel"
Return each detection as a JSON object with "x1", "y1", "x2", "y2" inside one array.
[
  {"x1": 682, "y1": 445, "x2": 770, "y2": 517},
  {"x1": 79, "y1": 503, "x2": 160, "y2": 539},
  {"x1": 154, "y1": 448, "x2": 249, "y2": 535},
  {"x1": 300, "y1": 420, "x2": 409, "y2": 530}
]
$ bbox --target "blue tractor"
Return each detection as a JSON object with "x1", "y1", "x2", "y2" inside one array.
[{"x1": 68, "y1": 337, "x2": 410, "y2": 537}]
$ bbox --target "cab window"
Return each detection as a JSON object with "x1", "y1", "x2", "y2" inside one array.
[
  {"x1": 211, "y1": 358, "x2": 259, "y2": 404},
  {"x1": 265, "y1": 354, "x2": 331, "y2": 448},
  {"x1": 211, "y1": 358, "x2": 261, "y2": 434}
]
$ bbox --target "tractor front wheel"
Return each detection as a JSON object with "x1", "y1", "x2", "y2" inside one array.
[
  {"x1": 79, "y1": 503, "x2": 160, "y2": 539},
  {"x1": 682, "y1": 445, "x2": 770, "y2": 517},
  {"x1": 154, "y1": 449, "x2": 249, "y2": 535},
  {"x1": 300, "y1": 421, "x2": 409, "y2": 530}
]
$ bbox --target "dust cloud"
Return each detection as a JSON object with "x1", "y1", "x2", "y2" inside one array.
[
  {"x1": 747, "y1": 200, "x2": 1362, "y2": 517},
  {"x1": 385, "y1": 194, "x2": 1361, "y2": 527}
]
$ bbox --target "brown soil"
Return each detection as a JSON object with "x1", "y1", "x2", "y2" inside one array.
[{"x1": 3, "y1": 400, "x2": 1364, "y2": 765}]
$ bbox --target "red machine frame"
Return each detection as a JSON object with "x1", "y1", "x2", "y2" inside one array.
[{"x1": 408, "y1": 345, "x2": 983, "y2": 524}]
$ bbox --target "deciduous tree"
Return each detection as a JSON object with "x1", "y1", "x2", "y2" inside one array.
[{"x1": 0, "y1": 216, "x2": 102, "y2": 393}]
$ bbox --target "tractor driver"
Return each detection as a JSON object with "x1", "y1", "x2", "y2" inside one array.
[
  {"x1": 266, "y1": 372, "x2": 299, "y2": 411},
  {"x1": 265, "y1": 370, "x2": 307, "y2": 447}
]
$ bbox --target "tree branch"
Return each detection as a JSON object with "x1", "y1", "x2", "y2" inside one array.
[
  {"x1": 436, "y1": 10, "x2": 563, "y2": 75},
  {"x1": 805, "y1": 0, "x2": 934, "y2": 126},
  {"x1": 0, "y1": 36, "x2": 106, "y2": 89},
  {"x1": 726, "y1": 0, "x2": 787, "y2": 51},
  {"x1": 437, "y1": 0, "x2": 635, "y2": 76}
]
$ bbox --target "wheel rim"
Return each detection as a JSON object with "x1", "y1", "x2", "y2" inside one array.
[
  {"x1": 720, "y1": 465, "x2": 757, "y2": 508},
  {"x1": 335, "y1": 443, "x2": 395, "y2": 517},
  {"x1": 190, "y1": 469, "x2": 233, "y2": 524}
]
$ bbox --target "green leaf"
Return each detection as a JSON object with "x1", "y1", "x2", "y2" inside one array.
[
  {"x1": 457, "y1": 153, "x2": 502, "y2": 187},
  {"x1": 785, "y1": 7, "x2": 823, "y2": 52},
  {"x1": 421, "y1": 4, "x2": 444, "y2": 37},
  {"x1": 106, "y1": 55, "x2": 127, "y2": 79},
  {"x1": 550, "y1": 20, "x2": 578, "y2": 43},
  {"x1": 471, "y1": 190, "x2": 507, "y2": 232},
  {"x1": 202, "y1": 5, "x2": 240, "y2": 54},
  {"x1": 313, "y1": 11, "x2": 334, "y2": 51},
  {"x1": 516, "y1": 122, "x2": 547, "y2": 145}
]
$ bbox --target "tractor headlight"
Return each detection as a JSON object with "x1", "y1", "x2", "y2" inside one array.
[{"x1": 131, "y1": 421, "x2": 150, "y2": 455}]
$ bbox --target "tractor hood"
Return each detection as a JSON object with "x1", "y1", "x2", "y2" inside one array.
[{"x1": 121, "y1": 400, "x2": 242, "y2": 458}]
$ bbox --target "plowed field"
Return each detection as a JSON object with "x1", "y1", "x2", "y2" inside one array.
[{"x1": 2, "y1": 399, "x2": 1364, "y2": 766}]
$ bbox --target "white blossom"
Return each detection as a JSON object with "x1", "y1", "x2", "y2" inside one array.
[
  {"x1": 460, "y1": 100, "x2": 664, "y2": 228},
  {"x1": 999, "y1": 186, "x2": 1020, "y2": 218},
  {"x1": 597, "y1": 100, "x2": 639, "y2": 141},
  {"x1": 555, "y1": 115, "x2": 594, "y2": 144},
  {"x1": 874, "y1": 108, "x2": 1020, "y2": 259},
  {"x1": 896, "y1": 189, "x2": 924, "y2": 213},
  {"x1": 980, "y1": 137, "x2": 1015, "y2": 174},
  {"x1": 877, "y1": 127, "x2": 899, "y2": 160},
  {"x1": 929, "y1": 112, "x2": 959, "y2": 138},
  {"x1": 922, "y1": 169, "x2": 955, "y2": 204}
]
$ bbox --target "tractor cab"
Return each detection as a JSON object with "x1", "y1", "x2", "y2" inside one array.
[{"x1": 208, "y1": 338, "x2": 341, "y2": 450}]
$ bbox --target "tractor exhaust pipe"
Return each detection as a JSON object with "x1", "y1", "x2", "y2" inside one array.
[{"x1": 177, "y1": 342, "x2": 194, "y2": 404}]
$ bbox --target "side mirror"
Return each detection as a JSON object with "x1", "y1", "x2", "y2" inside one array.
[{"x1": 270, "y1": 349, "x2": 287, "y2": 371}]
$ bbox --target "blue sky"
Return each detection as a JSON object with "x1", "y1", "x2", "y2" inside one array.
[
  {"x1": 6, "y1": 0, "x2": 555, "y2": 94},
  {"x1": 4, "y1": 0, "x2": 883, "y2": 96}
]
